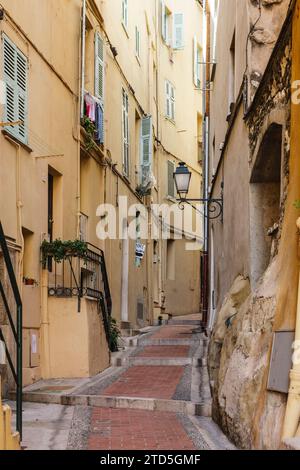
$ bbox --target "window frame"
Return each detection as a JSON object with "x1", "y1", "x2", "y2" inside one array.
[
  {"x1": 122, "y1": 88, "x2": 130, "y2": 178},
  {"x1": 165, "y1": 80, "x2": 175, "y2": 122}
]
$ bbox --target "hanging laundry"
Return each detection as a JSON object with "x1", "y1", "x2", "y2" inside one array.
[
  {"x1": 84, "y1": 93, "x2": 96, "y2": 122},
  {"x1": 95, "y1": 101, "x2": 104, "y2": 144}
]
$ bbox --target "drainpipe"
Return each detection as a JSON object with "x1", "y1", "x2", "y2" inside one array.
[
  {"x1": 4, "y1": 136, "x2": 24, "y2": 292},
  {"x1": 76, "y1": 0, "x2": 86, "y2": 239},
  {"x1": 282, "y1": 217, "x2": 300, "y2": 439},
  {"x1": 201, "y1": 0, "x2": 209, "y2": 329},
  {"x1": 80, "y1": 0, "x2": 86, "y2": 120}
]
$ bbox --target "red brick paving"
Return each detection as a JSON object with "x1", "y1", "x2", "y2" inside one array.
[
  {"x1": 88, "y1": 408, "x2": 195, "y2": 450},
  {"x1": 152, "y1": 325, "x2": 195, "y2": 339},
  {"x1": 102, "y1": 366, "x2": 184, "y2": 399},
  {"x1": 137, "y1": 345, "x2": 190, "y2": 357}
]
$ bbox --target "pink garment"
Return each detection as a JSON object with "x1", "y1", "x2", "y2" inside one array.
[{"x1": 84, "y1": 93, "x2": 96, "y2": 122}]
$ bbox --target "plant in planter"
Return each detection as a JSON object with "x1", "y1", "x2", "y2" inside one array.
[
  {"x1": 109, "y1": 317, "x2": 121, "y2": 352},
  {"x1": 41, "y1": 239, "x2": 88, "y2": 267},
  {"x1": 23, "y1": 277, "x2": 38, "y2": 286},
  {"x1": 81, "y1": 115, "x2": 96, "y2": 152}
]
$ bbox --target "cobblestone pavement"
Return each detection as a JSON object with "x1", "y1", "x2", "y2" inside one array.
[
  {"x1": 66, "y1": 316, "x2": 235, "y2": 450},
  {"x1": 20, "y1": 315, "x2": 236, "y2": 450},
  {"x1": 87, "y1": 409, "x2": 196, "y2": 450},
  {"x1": 101, "y1": 365, "x2": 184, "y2": 399}
]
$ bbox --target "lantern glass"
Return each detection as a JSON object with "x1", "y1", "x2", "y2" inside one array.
[{"x1": 174, "y1": 162, "x2": 192, "y2": 198}]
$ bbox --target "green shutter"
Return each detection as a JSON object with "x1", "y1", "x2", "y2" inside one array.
[
  {"x1": 3, "y1": 35, "x2": 28, "y2": 143},
  {"x1": 168, "y1": 161, "x2": 175, "y2": 198},
  {"x1": 95, "y1": 33, "x2": 104, "y2": 102}
]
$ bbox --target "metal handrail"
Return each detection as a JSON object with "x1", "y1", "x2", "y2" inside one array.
[{"x1": 0, "y1": 221, "x2": 22, "y2": 439}]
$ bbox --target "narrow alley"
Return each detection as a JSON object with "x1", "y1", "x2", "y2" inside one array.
[{"x1": 13, "y1": 315, "x2": 234, "y2": 451}]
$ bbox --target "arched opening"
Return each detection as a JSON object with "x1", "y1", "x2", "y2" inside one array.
[{"x1": 250, "y1": 123, "x2": 283, "y2": 285}]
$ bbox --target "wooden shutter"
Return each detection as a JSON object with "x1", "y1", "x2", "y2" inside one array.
[
  {"x1": 167, "y1": 161, "x2": 175, "y2": 198},
  {"x1": 173, "y1": 14, "x2": 184, "y2": 49},
  {"x1": 165, "y1": 81, "x2": 170, "y2": 118},
  {"x1": 135, "y1": 26, "x2": 140, "y2": 57},
  {"x1": 170, "y1": 84, "x2": 175, "y2": 120},
  {"x1": 140, "y1": 116, "x2": 153, "y2": 184},
  {"x1": 161, "y1": 1, "x2": 167, "y2": 42},
  {"x1": 122, "y1": 89, "x2": 129, "y2": 176},
  {"x1": 3, "y1": 35, "x2": 28, "y2": 143},
  {"x1": 95, "y1": 33, "x2": 104, "y2": 103},
  {"x1": 122, "y1": 0, "x2": 128, "y2": 28},
  {"x1": 194, "y1": 35, "x2": 200, "y2": 88}
]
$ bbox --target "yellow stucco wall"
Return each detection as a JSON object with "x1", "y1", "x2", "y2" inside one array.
[
  {"x1": 0, "y1": 0, "x2": 203, "y2": 390},
  {"x1": 0, "y1": 378, "x2": 20, "y2": 450}
]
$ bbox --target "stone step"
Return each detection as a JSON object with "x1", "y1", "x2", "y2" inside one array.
[
  {"x1": 168, "y1": 320, "x2": 202, "y2": 326},
  {"x1": 138, "y1": 338, "x2": 195, "y2": 346},
  {"x1": 21, "y1": 390, "x2": 208, "y2": 416},
  {"x1": 113, "y1": 356, "x2": 201, "y2": 367}
]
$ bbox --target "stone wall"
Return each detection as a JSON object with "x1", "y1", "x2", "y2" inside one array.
[{"x1": 208, "y1": 16, "x2": 292, "y2": 450}]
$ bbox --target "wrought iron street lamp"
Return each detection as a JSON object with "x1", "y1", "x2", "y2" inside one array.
[{"x1": 173, "y1": 162, "x2": 223, "y2": 220}]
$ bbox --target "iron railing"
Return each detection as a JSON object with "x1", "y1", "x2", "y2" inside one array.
[
  {"x1": 0, "y1": 221, "x2": 22, "y2": 439},
  {"x1": 48, "y1": 243, "x2": 113, "y2": 350}
]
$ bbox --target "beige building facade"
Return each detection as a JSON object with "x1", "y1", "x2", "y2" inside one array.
[{"x1": 0, "y1": 0, "x2": 203, "y2": 403}]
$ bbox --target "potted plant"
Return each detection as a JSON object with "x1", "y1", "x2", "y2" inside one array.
[
  {"x1": 41, "y1": 239, "x2": 88, "y2": 267},
  {"x1": 23, "y1": 277, "x2": 38, "y2": 286}
]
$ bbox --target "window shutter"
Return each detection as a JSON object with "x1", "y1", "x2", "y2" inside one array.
[
  {"x1": 135, "y1": 26, "x2": 140, "y2": 57},
  {"x1": 140, "y1": 116, "x2": 153, "y2": 185},
  {"x1": 194, "y1": 35, "x2": 200, "y2": 88},
  {"x1": 95, "y1": 33, "x2": 104, "y2": 103},
  {"x1": 170, "y1": 85, "x2": 175, "y2": 120},
  {"x1": 161, "y1": 1, "x2": 167, "y2": 42},
  {"x1": 167, "y1": 161, "x2": 175, "y2": 198},
  {"x1": 122, "y1": 0, "x2": 128, "y2": 27},
  {"x1": 3, "y1": 36, "x2": 28, "y2": 143},
  {"x1": 165, "y1": 81, "x2": 170, "y2": 118},
  {"x1": 122, "y1": 90, "x2": 129, "y2": 176},
  {"x1": 173, "y1": 14, "x2": 184, "y2": 49}
]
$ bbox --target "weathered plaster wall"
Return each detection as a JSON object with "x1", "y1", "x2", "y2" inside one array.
[{"x1": 208, "y1": 3, "x2": 294, "y2": 449}]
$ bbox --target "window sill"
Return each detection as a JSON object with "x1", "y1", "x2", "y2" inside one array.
[
  {"x1": 122, "y1": 22, "x2": 129, "y2": 38},
  {"x1": 2, "y1": 129, "x2": 33, "y2": 153},
  {"x1": 135, "y1": 54, "x2": 141, "y2": 66},
  {"x1": 165, "y1": 116, "x2": 176, "y2": 125},
  {"x1": 166, "y1": 195, "x2": 177, "y2": 203}
]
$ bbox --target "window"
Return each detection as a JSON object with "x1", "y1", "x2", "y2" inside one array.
[
  {"x1": 122, "y1": 0, "x2": 128, "y2": 30},
  {"x1": 197, "y1": 113, "x2": 203, "y2": 164},
  {"x1": 122, "y1": 89, "x2": 130, "y2": 177},
  {"x1": 161, "y1": 1, "x2": 172, "y2": 45},
  {"x1": 140, "y1": 116, "x2": 153, "y2": 185},
  {"x1": 166, "y1": 239, "x2": 176, "y2": 281},
  {"x1": 95, "y1": 33, "x2": 104, "y2": 103},
  {"x1": 173, "y1": 14, "x2": 184, "y2": 49},
  {"x1": 167, "y1": 160, "x2": 175, "y2": 198},
  {"x1": 79, "y1": 213, "x2": 89, "y2": 242},
  {"x1": 3, "y1": 35, "x2": 28, "y2": 143},
  {"x1": 165, "y1": 81, "x2": 175, "y2": 121},
  {"x1": 135, "y1": 26, "x2": 141, "y2": 59},
  {"x1": 194, "y1": 36, "x2": 202, "y2": 88}
]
